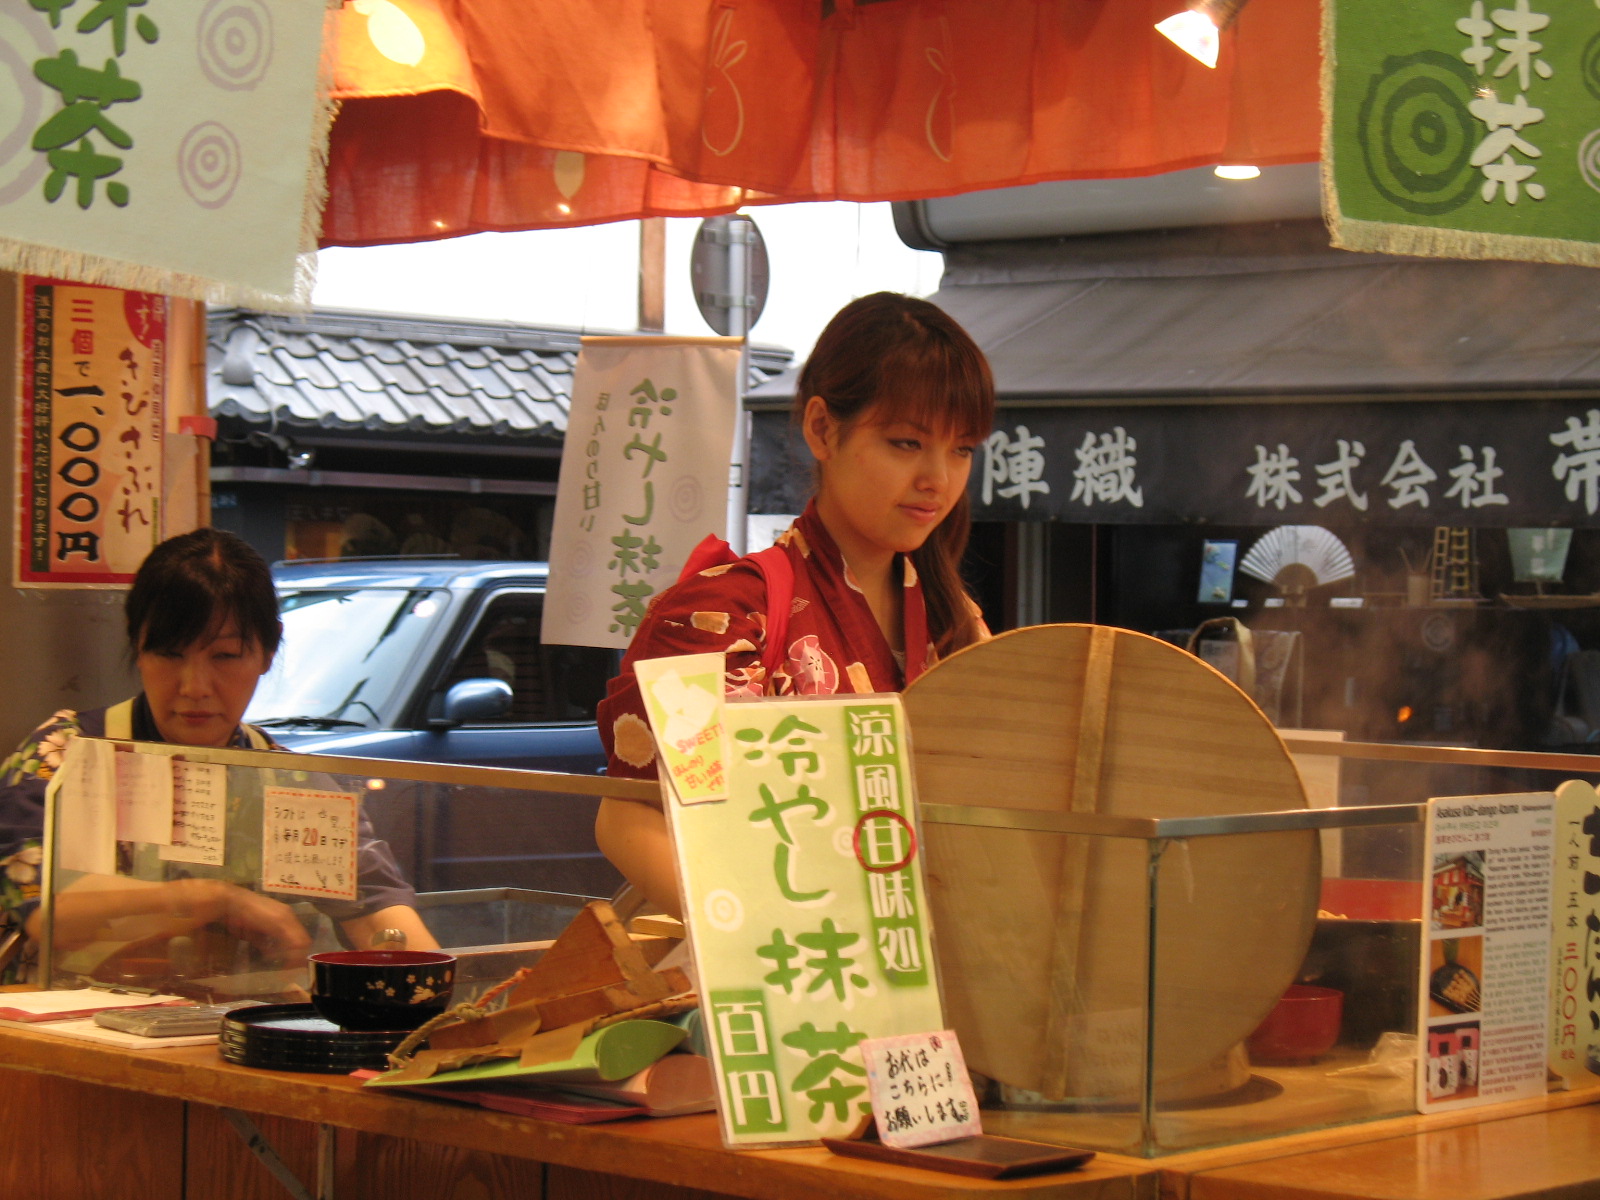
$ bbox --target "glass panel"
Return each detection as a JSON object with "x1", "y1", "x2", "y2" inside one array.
[
  {"x1": 944, "y1": 827, "x2": 1155, "y2": 1157},
  {"x1": 923, "y1": 793, "x2": 1437, "y2": 1155},
  {"x1": 41, "y1": 743, "x2": 624, "y2": 1004}
]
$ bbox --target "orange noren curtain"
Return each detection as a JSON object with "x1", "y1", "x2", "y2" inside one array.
[{"x1": 321, "y1": 0, "x2": 1320, "y2": 248}]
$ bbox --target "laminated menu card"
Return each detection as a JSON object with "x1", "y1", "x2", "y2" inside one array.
[{"x1": 1417, "y1": 793, "x2": 1555, "y2": 1113}]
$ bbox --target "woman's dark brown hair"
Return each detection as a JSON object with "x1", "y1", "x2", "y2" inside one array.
[
  {"x1": 795, "y1": 292, "x2": 996, "y2": 655},
  {"x1": 126, "y1": 528, "x2": 283, "y2": 659}
]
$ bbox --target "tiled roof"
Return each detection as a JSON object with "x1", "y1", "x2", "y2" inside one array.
[{"x1": 208, "y1": 307, "x2": 792, "y2": 443}]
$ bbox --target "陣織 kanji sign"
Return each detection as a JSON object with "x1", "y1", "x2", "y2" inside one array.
[
  {"x1": 0, "y1": 0, "x2": 326, "y2": 304},
  {"x1": 17, "y1": 277, "x2": 164, "y2": 586},
  {"x1": 542, "y1": 337, "x2": 742, "y2": 651},
  {"x1": 753, "y1": 399, "x2": 1600, "y2": 528},
  {"x1": 639, "y1": 659, "x2": 945, "y2": 1148},
  {"x1": 1326, "y1": 0, "x2": 1600, "y2": 265}
]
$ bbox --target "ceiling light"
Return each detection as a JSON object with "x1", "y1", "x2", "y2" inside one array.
[
  {"x1": 1214, "y1": 165, "x2": 1261, "y2": 180},
  {"x1": 1156, "y1": 0, "x2": 1250, "y2": 69}
]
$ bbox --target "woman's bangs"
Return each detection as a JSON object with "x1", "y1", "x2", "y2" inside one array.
[
  {"x1": 872, "y1": 337, "x2": 995, "y2": 442},
  {"x1": 137, "y1": 589, "x2": 232, "y2": 655}
]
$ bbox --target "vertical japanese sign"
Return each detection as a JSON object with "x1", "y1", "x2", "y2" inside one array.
[
  {"x1": 543, "y1": 337, "x2": 742, "y2": 651},
  {"x1": 1418, "y1": 793, "x2": 1555, "y2": 1113},
  {"x1": 17, "y1": 277, "x2": 164, "y2": 586},
  {"x1": 645, "y1": 678, "x2": 945, "y2": 1148},
  {"x1": 1326, "y1": 0, "x2": 1600, "y2": 265},
  {"x1": 0, "y1": 0, "x2": 326, "y2": 303},
  {"x1": 1551, "y1": 780, "x2": 1600, "y2": 1088}
]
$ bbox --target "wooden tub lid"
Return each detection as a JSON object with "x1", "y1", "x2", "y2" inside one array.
[{"x1": 904, "y1": 624, "x2": 1319, "y2": 1102}]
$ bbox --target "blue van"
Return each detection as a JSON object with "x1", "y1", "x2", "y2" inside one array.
[{"x1": 245, "y1": 559, "x2": 623, "y2": 896}]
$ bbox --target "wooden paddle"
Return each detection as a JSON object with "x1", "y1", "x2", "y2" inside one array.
[{"x1": 904, "y1": 624, "x2": 1319, "y2": 1102}]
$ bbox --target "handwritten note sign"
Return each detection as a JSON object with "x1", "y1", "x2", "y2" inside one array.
[
  {"x1": 50, "y1": 736, "x2": 116, "y2": 876},
  {"x1": 261, "y1": 786, "x2": 357, "y2": 902},
  {"x1": 634, "y1": 653, "x2": 728, "y2": 804},
  {"x1": 159, "y1": 760, "x2": 227, "y2": 867},
  {"x1": 114, "y1": 746, "x2": 173, "y2": 846},
  {"x1": 862, "y1": 1031, "x2": 982, "y2": 1148}
]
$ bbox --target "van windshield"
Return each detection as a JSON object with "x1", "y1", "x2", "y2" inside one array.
[{"x1": 246, "y1": 588, "x2": 451, "y2": 726}]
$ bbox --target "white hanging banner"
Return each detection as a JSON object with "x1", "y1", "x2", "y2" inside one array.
[
  {"x1": 0, "y1": 0, "x2": 327, "y2": 306},
  {"x1": 542, "y1": 336, "x2": 742, "y2": 651}
]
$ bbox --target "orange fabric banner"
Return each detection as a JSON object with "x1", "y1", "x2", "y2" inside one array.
[{"x1": 322, "y1": 0, "x2": 1320, "y2": 247}]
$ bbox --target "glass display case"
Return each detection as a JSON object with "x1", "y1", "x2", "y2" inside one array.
[
  {"x1": 34, "y1": 732, "x2": 1590, "y2": 1158},
  {"x1": 920, "y1": 739, "x2": 1596, "y2": 1158},
  {"x1": 38, "y1": 739, "x2": 655, "y2": 1001}
]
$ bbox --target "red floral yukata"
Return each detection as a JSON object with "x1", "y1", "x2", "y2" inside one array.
[{"x1": 599, "y1": 503, "x2": 937, "y2": 800}]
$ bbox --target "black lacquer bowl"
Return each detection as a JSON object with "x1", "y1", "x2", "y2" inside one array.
[{"x1": 309, "y1": 949, "x2": 456, "y2": 1031}]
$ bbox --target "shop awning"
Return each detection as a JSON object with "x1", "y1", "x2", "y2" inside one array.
[
  {"x1": 320, "y1": 0, "x2": 1320, "y2": 246},
  {"x1": 929, "y1": 221, "x2": 1600, "y2": 402},
  {"x1": 747, "y1": 220, "x2": 1600, "y2": 528}
]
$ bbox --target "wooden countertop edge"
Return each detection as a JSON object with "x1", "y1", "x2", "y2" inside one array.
[
  {"x1": 1141, "y1": 1084, "x2": 1600, "y2": 1198},
  {"x1": 0, "y1": 1026, "x2": 1157, "y2": 1200}
]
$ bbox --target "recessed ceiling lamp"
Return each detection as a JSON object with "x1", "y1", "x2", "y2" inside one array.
[
  {"x1": 1214, "y1": 165, "x2": 1261, "y2": 180},
  {"x1": 1155, "y1": 0, "x2": 1251, "y2": 69}
]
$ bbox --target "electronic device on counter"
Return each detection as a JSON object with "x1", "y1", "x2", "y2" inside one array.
[{"x1": 94, "y1": 1001, "x2": 264, "y2": 1038}]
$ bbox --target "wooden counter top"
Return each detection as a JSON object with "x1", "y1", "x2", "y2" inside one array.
[
  {"x1": 0, "y1": 1023, "x2": 1154, "y2": 1199},
  {"x1": 1181, "y1": 1104, "x2": 1600, "y2": 1200},
  {"x1": 1148, "y1": 1083, "x2": 1600, "y2": 1200},
  {"x1": 4, "y1": 1021, "x2": 1598, "y2": 1200}
]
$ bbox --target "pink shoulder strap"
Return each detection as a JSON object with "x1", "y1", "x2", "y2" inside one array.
[{"x1": 749, "y1": 544, "x2": 794, "y2": 682}]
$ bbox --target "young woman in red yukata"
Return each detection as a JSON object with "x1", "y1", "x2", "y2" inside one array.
[{"x1": 594, "y1": 291, "x2": 997, "y2": 917}]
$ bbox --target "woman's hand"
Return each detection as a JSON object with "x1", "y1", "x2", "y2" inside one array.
[
  {"x1": 337, "y1": 905, "x2": 439, "y2": 951},
  {"x1": 161, "y1": 878, "x2": 312, "y2": 964},
  {"x1": 32, "y1": 875, "x2": 312, "y2": 966}
]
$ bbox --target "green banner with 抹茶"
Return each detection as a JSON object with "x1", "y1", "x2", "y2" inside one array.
[{"x1": 1325, "y1": 0, "x2": 1600, "y2": 264}]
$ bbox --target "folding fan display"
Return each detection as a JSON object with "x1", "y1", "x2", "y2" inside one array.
[{"x1": 1240, "y1": 526, "x2": 1356, "y2": 596}]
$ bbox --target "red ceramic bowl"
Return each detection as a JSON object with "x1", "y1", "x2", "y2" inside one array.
[{"x1": 1246, "y1": 984, "x2": 1343, "y2": 1064}]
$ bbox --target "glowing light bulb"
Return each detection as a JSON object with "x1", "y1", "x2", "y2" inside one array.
[
  {"x1": 1214, "y1": 165, "x2": 1261, "y2": 180},
  {"x1": 1156, "y1": 9, "x2": 1221, "y2": 68}
]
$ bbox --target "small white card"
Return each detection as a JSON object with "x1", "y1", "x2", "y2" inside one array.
[
  {"x1": 52, "y1": 737, "x2": 116, "y2": 876},
  {"x1": 159, "y1": 760, "x2": 228, "y2": 867},
  {"x1": 260, "y1": 785, "x2": 358, "y2": 901},
  {"x1": 114, "y1": 745, "x2": 174, "y2": 846},
  {"x1": 633, "y1": 652, "x2": 729, "y2": 805},
  {"x1": 861, "y1": 1030, "x2": 982, "y2": 1148}
]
